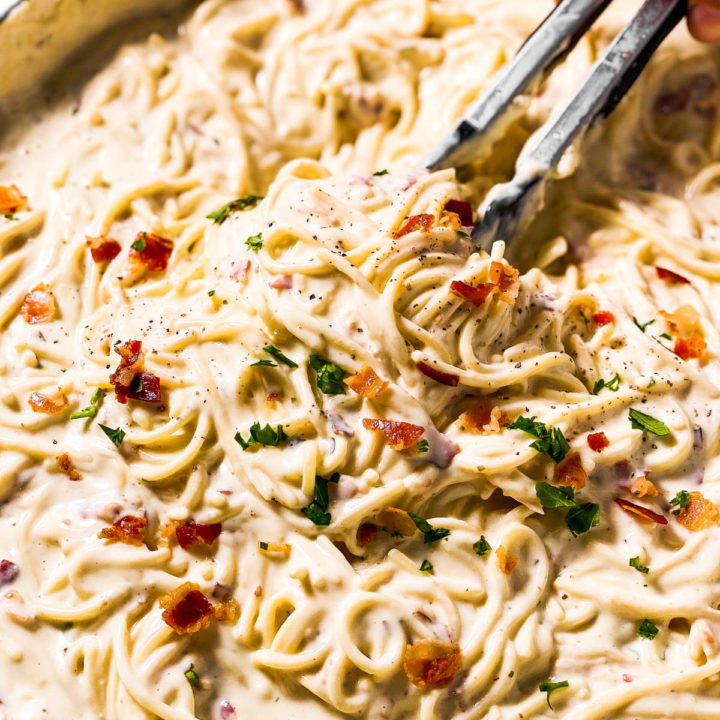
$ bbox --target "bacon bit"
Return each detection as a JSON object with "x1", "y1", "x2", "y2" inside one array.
[
  {"x1": 56, "y1": 453, "x2": 82, "y2": 481},
  {"x1": 674, "y1": 333, "x2": 707, "y2": 361},
  {"x1": 376, "y1": 507, "x2": 416, "y2": 537},
  {"x1": 593, "y1": 311, "x2": 615, "y2": 327},
  {"x1": 0, "y1": 559, "x2": 19, "y2": 587},
  {"x1": 29, "y1": 391, "x2": 69, "y2": 415},
  {"x1": 270, "y1": 275, "x2": 292, "y2": 290},
  {"x1": 656, "y1": 266, "x2": 691, "y2": 285},
  {"x1": 160, "y1": 582, "x2": 215, "y2": 634},
  {"x1": 362, "y1": 418, "x2": 425, "y2": 450},
  {"x1": 357, "y1": 523, "x2": 379, "y2": 546},
  {"x1": 622, "y1": 674, "x2": 633, "y2": 683},
  {"x1": 439, "y1": 210, "x2": 461, "y2": 230},
  {"x1": 661, "y1": 305, "x2": 700, "y2": 336},
  {"x1": 98, "y1": 515, "x2": 147, "y2": 545},
  {"x1": 443, "y1": 199, "x2": 473, "y2": 227},
  {"x1": 346, "y1": 365, "x2": 389, "y2": 398},
  {"x1": 450, "y1": 280, "x2": 496, "y2": 307},
  {"x1": 176, "y1": 520, "x2": 222, "y2": 550},
  {"x1": 394, "y1": 213, "x2": 434, "y2": 239},
  {"x1": 231, "y1": 259, "x2": 252, "y2": 284},
  {"x1": 677, "y1": 491, "x2": 718, "y2": 531},
  {"x1": 488, "y1": 260, "x2": 520, "y2": 304},
  {"x1": 496, "y1": 546, "x2": 518, "y2": 575},
  {"x1": 554, "y1": 452, "x2": 587, "y2": 490},
  {"x1": 126, "y1": 372, "x2": 162, "y2": 403},
  {"x1": 631, "y1": 476, "x2": 659, "y2": 498},
  {"x1": 403, "y1": 640, "x2": 462, "y2": 689},
  {"x1": 266, "y1": 392, "x2": 281, "y2": 405},
  {"x1": 0, "y1": 185, "x2": 27, "y2": 214},
  {"x1": 214, "y1": 597, "x2": 240, "y2": 624},
  {"x1": 254, "y1": 585, "x2": 263, "y2": 597},
  {"x1": 417, "y1": 361, "x2": 459, "y2": 387},
  {"x1": 109, "y1": 341, "x2": 161, "y2": 404},
  {"x1": 21, "y1": 284, "x2": 56, "y2": 324},
  {"x1": 259, "y1": 542, "x2": 292, "y2": 556},
  {"x1": 158, "y1": 520, "x2": 180, "y2": 547},
  {"x1": 459, "y1": 402, "x2": 508, "y2": 435},
  {"x1": 129, "y1": 232, "x2": 173, "y2": 272},
  {"x1": 614, "y1": 497, "x2": 668, "y2": 525},
  {"x1": 86, "y1": 235, "x2": 121, "y2": 264},
  {"x1": 587, "y1": 432, "x2": 609, "y2": 452}
]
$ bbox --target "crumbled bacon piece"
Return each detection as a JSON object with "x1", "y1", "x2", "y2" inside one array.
[
  {"x1": 176, "y1": 520, "x2": 222, "y2": 550},
  {"x1": 29, "y1": 391, "x2": 69, "y2": 414},
  {"x1": 125, "y1": 372, "x2": 162, "y2": 403},
  {"x1": 129, "y1": 232, "x2": 173, "y2": 272},
  {"x1": 439, "y1": 210, "x2": 461, "y2": 230},
  {"x1": 593, "y1": 311, "x2": 615, "y2": 327},
  {"x1": 160, "y1": 582, "x2": 215, "y2": 634},
  {"x1": 86, "y1": 235, "x2": 121, "y2": 264},
  {"x1": 394, "y1": 213, "x2": 434, "y2": 239},
  {"x1": 587, "y1": 432, "x2": 609, "y2": 452},
  {"x1": 376, "y1": 507, "x2": 416, "y2": 537},
  {"x1": 496, "y1": 546, "x2": 518, "y2": 575},
  {"x1": 656, "y1": 266, "x2": 690, "y2": 284},
  {"x1": 450, "y1": 280, "x2": 496, "y2": 307},
  {"x1": 231, "y1": 259, "x2": 251, "y2": 284},
  {"x1": 554, "y1": 452, "x2": 587, "y2": 490},
  {"x1": 259, "y1": 542, "x2": 292, "y2": 556},
  {"x1": 459, "y1": 402, "x2": 507, "y2": 435},
  {"x1": 676, "y1": 491, "x2": 718, "y2": 531},
  {"x1": 661, "y1": 305, "x2": 700, "y2": 336},
  {"x1": 362, "y1": 418, "x2": 425, "y2": 450},
  {"x1": 403, "y1": 640, "x2": 462, "y2": 688},
  {"x1": 270, "y1": 275, "x2": 292, "y2": 290},
  {"x1": 443, "y1": 199, "x2": 473, "y2": 227},
  {"x1": 214, "y1": 597, "x2": 240, "y2": 624},
  {"x1": 109, "y1": 341, "x2": 161, "y2": 404},
  {"x1": 0, "y1": 559, "x2": 19, "y2": 587},
  {"x1": 674, "y1": 333, "x2": 707, "y2": 361},
  {"x1": 56, "y1": 453, "x2": 82, "y2": 481},
  {"x1": 357, "y1": 523, "x2": 379, "y2": 546},
  {"x1": 98, "y1": 515, "x2": 147, "y2": 545},
  {"x1": 21, "y1": 284, "x2": 56, "y2": 324},
  {"x1": 614, "y1": 497, "x2": 668, "y2": 525},
  {"x1": 0, "y1": 185, "x2": 27, "y2": 214},
  {"x1": 631, "y1": 476, "x2": 659, "y2": 498},
  {"x1": 416, "y1": 361, "x2": 459, "y2": 387},
  {"x1": 488, "y1": 260, "x2": 520, "y2": 303},
  {"x1": 346, "y1": 365, "x2": 389, "y2": 398}
]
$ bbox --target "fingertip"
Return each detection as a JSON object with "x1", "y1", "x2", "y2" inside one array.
[{"x1": 689, "y1": 6, "x2": 720, "y2": 42}]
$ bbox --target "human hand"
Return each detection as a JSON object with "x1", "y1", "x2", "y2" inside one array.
[{"x1": 688, "y1": 0, "x2": 720, "y2": 42}]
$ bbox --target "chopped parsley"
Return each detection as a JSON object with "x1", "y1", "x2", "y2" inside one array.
[
  {"x1": 234, "y1": 422, "x2": 287, "y2": 450},
  {"x1": 670, "y1": 490, "x2": 690, "y2": 515},
  {"x1": 259, "y1": 541, "x2": 269, "y2": 550},
  {"x1": 408, "y1": 512, "x2": 451, "y2": 544},
  {"x1": 264, "y1": 345, "x2": 298, "y2": 368},
  {"x1": 628, "y1": 408, "x2": 670, "y2": 436},
  {"x1": 535, "y1": 483, "x2": 577, "y2": 508},
  {"x1": 535, "y1": 483, "x2": 600, "y2": 537},
  {"x1": 416, "y1": 439, "x2": 429, "y2": 453},
  {"x1": 629, "y1": 556, "x2": 649, "y2": 574},
  {"x1": 208, "y1": 290, "x2": 215, "y2": 297},
  {"x1": 473, "y1": 536, "x2": 492, "y2": 557},
  {"x1": 419, "y1": 559, "x2": 434, "y2": 573},
  {"x1": 658, "y1": 332, "x2": 672, "y2": 341},
  {"x1": 184, "y1": 666, "x2": 200, "y2": 689},
  {"x1": 633, "y1": 317, "x2": 655, "y2": 333},
  {"x1": 130, "y1": 234, "x2": 147, "y2": 252},
  {"x1": 4, "y1": 214, "x2": 17, "y2": 221},
  {"x1": 207, "y1": 195, "x2": 263, "y2": 224},
  {"x1": 70, "y1": 388, "x2": 104, "y2": 420},
  {"x1": 592, "y1": 372, "x2": 621, "y2": 394},
  {"x1": 539, "y1": 680, "x2": 569, "y2": 709},
  {"x1": 250, "y1": 359, "x2": 277, "y2": 367},
  {"x1": 508, "y1": 416, "x2": 570, "y2": 463},
  {"x1": 638, "y1": 619, "x2": 659, "y2": 640},
  {"x1": 302, "y1": 472, "x2": 339, "y2": 526},
  {"x1": 99, "y1": 424, "x2": 125, "y2": 447},
  {"x1": 309, "y1": 354, "x2": 346, "y2": 395},
  {"x1": 245, "y1": 232, "x2": 263, "y2": 252},
  {"x1": 372, "y1": 169, "x2": 389, "y2": 176}
]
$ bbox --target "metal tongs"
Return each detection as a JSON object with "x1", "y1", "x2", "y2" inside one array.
[{"x1": 423, "y1": 0, "x2": 687, "y2": 253}]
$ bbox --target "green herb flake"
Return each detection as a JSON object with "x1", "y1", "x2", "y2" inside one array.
[
  {"x1": 638, "y1": 619, "x2": 659, "y2": 640},
  {"x1": 408, "y1": 512, "x2": 451, "y2": 544},
  {"x1": 592, "y1": 372, "x2": 621, "y2": 395},
  {"x1": 302, "y1": 472, "x2": 339, "y2": 526},
  {"x1": 309, "y1": 354, "x2": 347, "y2": 395},
  {"x1": 207, "y1": 195, "x2": 263, "y2": 224},
  {"x1": 566, "y1": 502, "x2": 600, "y2": 537},
  {"x1": 70, "y1": 388, "x2": 104, "y2": 420},
  {"x1": 208, "y1": 290, "x2": 215, "y2": 297},
  {"x1": 628, "y1": 408, "x2": 670, "y2": 437},
  {"x1": 264, "y1": 345, "x2": 298, "y2": 368},
  {"x1": 4, "y1": 214, "x2": 17, "y2": 221},
  {"x1": 670, "y1": 490, "x2": 690, "y2": 516},
  {"x1": 130, "y1": 233, "x2": 147, "y2": 252},
  {"x1": 539, "y1": 679, "x2": 569, "y2": 709},
  {"x1": 184, "y1": 666, "x2": 200, "y2": 689},
  {"x1": 415, "y1": 439, "x2": 429, "y2": 454},
  {"x1": 234, "y1": 422, "x2": 287, "y2": 450},
  {"x1": 473, "y1": 536, "x2": 491, "y2": 557},
  {"x1": 659, "y1": 332, "x2": 672, "y2": 340},
  {"x1": 419, "y1": 559, "x2": 434, "y2": 573},
  {"x1": 633, "y1": 317, "x2": 655, "y2": 333},
  {"x1": 245, "y1": 232, "x2": 263, "y2": 252},
  {"x1": 250, "y1": 359, "x2": 277, "y2": 367},
  {"x1": 259, "y1": 541, "x2": 269, "y2": 551},
  {"x1": 535, "y1": 482, "x2": 576, "y2": 508},
  {"x1": 99, "y1": 424, "x2": 125, "y2": 447},
  {"x1": 508, "y1": 416, "x2": 570, "y2": 463},
  {"x1": 629, "y1": 556, "x2": 649, "y2": 574},
  {"x1": 372, "y1": 169, "x2": 389, "y2": 176}
]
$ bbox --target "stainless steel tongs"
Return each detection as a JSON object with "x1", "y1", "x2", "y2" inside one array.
[{"x1": 423, "y1": 0, "x2": 687, "y2": 253}]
